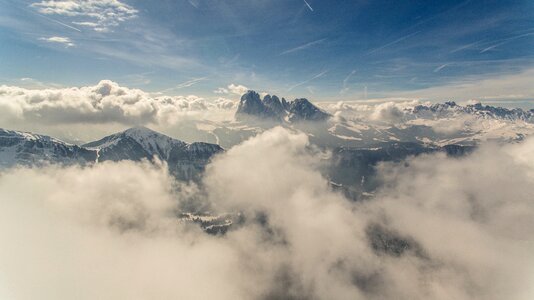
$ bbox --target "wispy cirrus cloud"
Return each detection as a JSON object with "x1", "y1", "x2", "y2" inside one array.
[
  {"x1": 39, "y1": 36, "x2": 75, "y2": 47},
  {"x1": 393, "y1": 67, "x2": 534, "y2": 102},
  {"x1": 31, "y1": 0, "x2": 138, "y2": 32}
]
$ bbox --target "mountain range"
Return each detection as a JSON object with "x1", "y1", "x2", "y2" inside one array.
[
  {"x1": 2, "y1": 93, "x2": 534, "y2": 196},
  {"x1": 409, "y1": 101, "x2": 534, "y2": 122},
  {"x1": 0, "y1": 126, "x2": 223, "y2": 181}
]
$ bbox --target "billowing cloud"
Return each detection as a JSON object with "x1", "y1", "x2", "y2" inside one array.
[
  {"x1": 0, "y1": 161, "x2": 257, "y2": 299},
  {"x1": 369, "y1": 101, "x2": 407, "y2": 123},
  {"x1": 0, "y1": 127, "x2": 533, "y2": 299},
  {"x1": 31, "y1": 0, "x2": 138, "y2": 32},
  {"x1": 0, "y1": 80, "x2": 235, "y2": 127}
]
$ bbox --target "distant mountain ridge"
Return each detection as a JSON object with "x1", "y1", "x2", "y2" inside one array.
[
  {"x1": 0, "y1": 128, "x2": 96, "y2": 167},
  {"x1": 409, "y1": 101, "x2": 534, "y2": 122},
  {"x1": 235, "y1": 90, "x2": 331, "y2": 122},
  {"x1": 0, "y1": 127, "x2": 223, "y2": 181}
]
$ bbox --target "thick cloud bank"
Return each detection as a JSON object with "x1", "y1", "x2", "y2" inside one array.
[
  {"x1": 0, "y1": 80, "x2": 236, "y2": 126},
  {"x1": 0, "y1": 128, "x2": 533, "y2": 299}
]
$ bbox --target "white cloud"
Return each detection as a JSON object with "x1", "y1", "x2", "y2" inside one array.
[
  {"x1": 31, "y1": 0, "x2": 138, "y2": 32},
  {"x1": 1, "y1": 128, "x2": 533, "y2": 299},
  {"x1": 205, "y1": 127, "x2": 534, "y2": 298},
  {"x1": 214, "y1": 97, "x2": 237, "y2": 110},
  {"x1": 39, "y1": 36, "x2": 75, "y2": 47},
  {"x1": 0, "y1": 161, "x2": 257, "y2": 299},
  {"x1": 214, "y1": 83, "x2": 249, "y2": 96},
  {"x1": 213, "y1": 87, "x2": 228, "y2": 94},
  {"x1": 71, "y1": 21, "x2": 99, "y2": 27},
  {"x1": 0, "y1": 80, "x2": 234, "y2": 127},
  {"x1": 369, "y1": 102, "x2": 406, "y2": 123}
]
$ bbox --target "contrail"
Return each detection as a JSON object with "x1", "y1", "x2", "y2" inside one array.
[
  {"x1": 366, "y1": 31, "x2": 420, "y2": 55},
  {"x1": 280, "y1": 38, "x2": 325, "y2": 55},
  {"x1": 433, "y1": 63, "x2": 449, "y2": 73},
  {"x1": 23, "y1": 6, "x2": 82, "y2": 32},
  {"x1": 188, "y1": 0, "x2": 199, "y2": 8},
  {"x1": 288, "y1": 70, "x2": 327, "y2": 91},
  {"x1": 450, "y1": 39, "x2": 484, "y2": 53},
  {"x1": 480, "y1": 32, "x2": 534, "y2": 53},
  {"x1": 339, "y1": 70, "x2": 356, "y2": 94},
  {"x1": 303, "y1": 0, "x2": 313, "y2": 12},
  {"x1": 162, "y1": 77, "x2": 208, "y2": 92},
  {"x1": 343, "y1": 70, "x2": 356, "y2": 87},
  {"x1": 43, "y1": 15, "x2": 82, "y2": 32}
]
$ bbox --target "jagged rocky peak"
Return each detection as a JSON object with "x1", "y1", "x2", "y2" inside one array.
[
  {"x1": 235, "y1": 90, "x2": 276, "y2": 119},
  {"x1": 288, "y1": 98, "x2": 331, "y2": 122},
  {"x1": 235, "y1": 90, "x2": 330, "y2": 122},
  {"x1": 263, "y1": 94, "x2": 286, "y2": 116},
  {"x1": 281, "y1": 97, "x2": 290, "y2": 111}
]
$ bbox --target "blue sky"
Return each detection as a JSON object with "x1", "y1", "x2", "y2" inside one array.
[{"x1": 0, "y1": 0, "x2": 533, "y2": 101}]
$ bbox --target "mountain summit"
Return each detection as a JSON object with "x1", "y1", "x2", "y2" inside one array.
[
  {"x1": 235, "y1": 90, "x2": 330, "y2": 122},
  {"x1": 83, "y1": 126, "x2": 223, "y2": 180},
  {"x1": 0, "y1": 126, "x2": 223, "y2": 182}
]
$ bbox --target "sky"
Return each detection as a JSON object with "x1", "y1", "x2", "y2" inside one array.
[{"x1": 0, "y1": 0, "x2": 533, "y2": 102}]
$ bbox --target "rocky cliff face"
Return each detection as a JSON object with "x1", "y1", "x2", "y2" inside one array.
[{"x1": 235, "y1": 90, "x2": 330, "y2": 122}]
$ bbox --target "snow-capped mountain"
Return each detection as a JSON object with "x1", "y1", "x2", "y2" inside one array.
[
  {"x1": 0, "y1": 128, "x2": 96, "y2": 168},
  {"x1": 0, "y1": 127, "x2": 223, "y2": 181},
  {"x1": 2, "y1": 100, "x2": 533, "y2": 199},
  {"x1": 236, "y1": 90, "x2": 330, "y2": 122},
  {"x1": 84, "y1": 126, "x2": 188, "y2": 162},
  {"x1": 184, "y1": 93, "x2": 532, "y2": 150},
  {"x1": 84, "y1": 126, "x2": 224, "y2": 180},
  {"x1": 409, "y1": 101, "x2": 534, "y2": 122},
  {"x1": 319, "y1": 100, "x2": 534, "y2": 148}
]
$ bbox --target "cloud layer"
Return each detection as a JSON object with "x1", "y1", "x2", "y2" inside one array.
[
  {"x1": 0, "y1": 80, "x2": 236, "y2": 127},
  {"x1": 0, "y1": 127, "x2": 533, "y2": 299}
]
